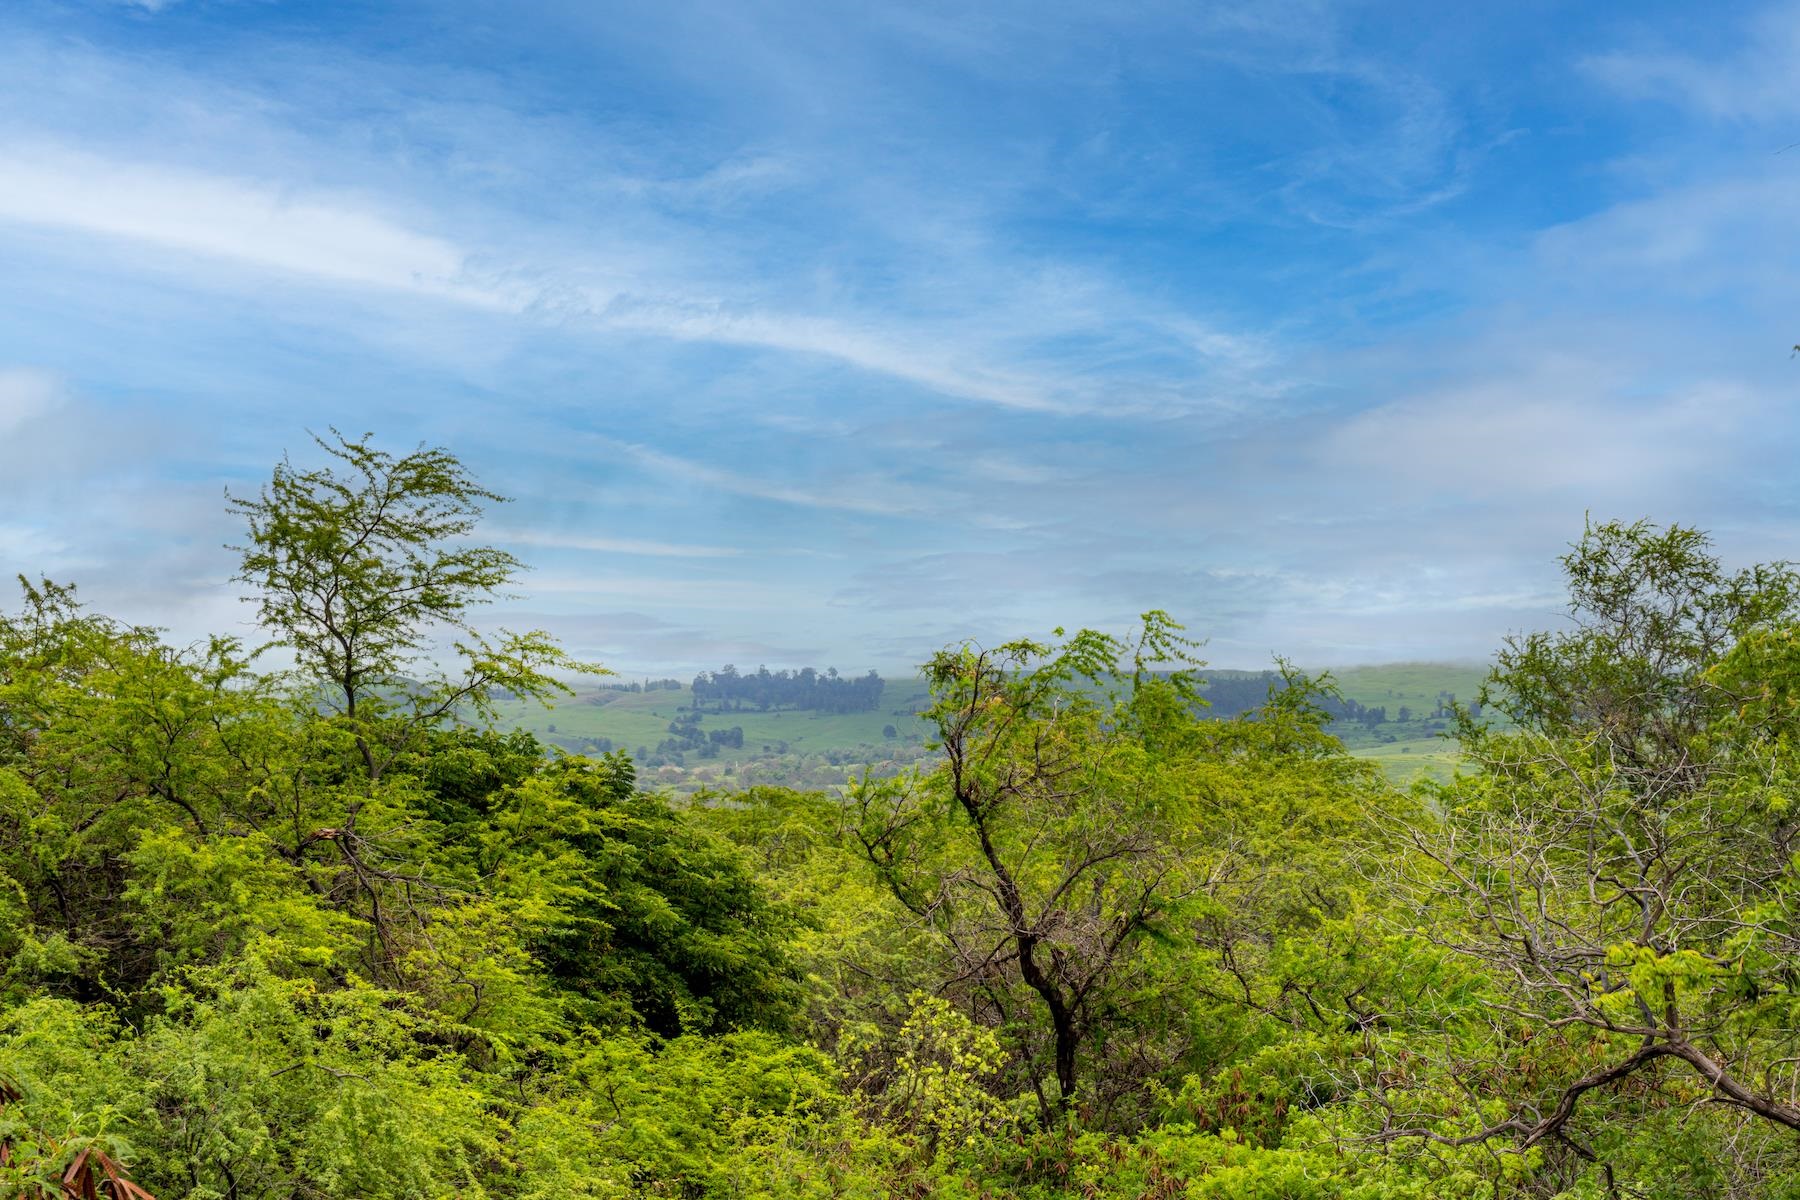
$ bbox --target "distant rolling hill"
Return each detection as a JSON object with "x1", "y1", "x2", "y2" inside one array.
[{"x1": 491, "y1": 662, "x2": 1490, "y2": 792}]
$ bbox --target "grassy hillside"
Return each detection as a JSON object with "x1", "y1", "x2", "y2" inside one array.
[
  {"x1": 490, "y1": 676, "x2": 936, "y2": 793},
  {"x1": 494, "y1": 661, "x2": 1492, "y2": 791},
  {"x1": 1349, "y1": 736, "x2": 1464, "y2": 785},
  {"x1": 1327, "y1": 661, "x2": 1488, "y2": 785},
  {"x1": 1324, "y1": 661, "x2": 1490, "y2": 717},
  {"x1": 494, "y1": 676, "x2": 935, "y2": 754}
]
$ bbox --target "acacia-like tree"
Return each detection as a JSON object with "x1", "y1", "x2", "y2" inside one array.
[
  {"x1": 1384, "y1": 519, "x2": 1800, "y2": 1168},
  {"x1": 848, "y1": 612, "x2": 1216, "y2": 1121},
  {"x1": 229, "y1": 430, "x2": 591, "y2": 780}
]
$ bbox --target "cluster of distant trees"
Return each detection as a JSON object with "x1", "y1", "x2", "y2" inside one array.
[
  {"x1": 690, "y1": 665, "x2": 884, "y2": 713},
  {"x1": 1196, "y1": 673, "x2": 1477, "y2": 726},
  {"x1": 598, "y1": 678, "x2": 684, "y2": 693},
  {"x1": 655, "y1": 710, "x2": 746, "y2": 762}
]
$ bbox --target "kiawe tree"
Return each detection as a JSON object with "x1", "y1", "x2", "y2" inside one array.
[
  {"x1": 0, "y1": 434, "x2": 829, "y2": 1200},
  {"x1": 1383, "y1": 519, "x2": 1800, "y2": 1179},
  {"x1": 849, "y1": 613, "x2": 1214, "y2": 1122},
  {"x1": 846, "y1": 615, "x2": 1382, "y2": 1135},
  {"x1": 53, "y1": 425, "x2": 1800, "y2": 1197},
  {"x1": 221, "y1": 432, "x2": 606, "y2": 996},
  {"x1": 228, "y1": 430, "x2": 592, "y2": 780}
]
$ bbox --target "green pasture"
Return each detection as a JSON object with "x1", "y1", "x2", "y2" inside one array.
[
  {"x1": 495, "y1": 663, "x2": 1485, "y2": 786},
  {"x1": 1323, "y1": 661, "x2": 1490, "y2": 714},
  {"x1": 494, "y1": 676, "x2": 938, "y2": 757},
  {"x1": 1351, "y1": 736, "x2": 1465, "y2": 785}
]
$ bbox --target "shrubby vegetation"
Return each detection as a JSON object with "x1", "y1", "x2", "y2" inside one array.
[{"x1": 5, "y1": 435, "x2": 1799, "y2": 1197}]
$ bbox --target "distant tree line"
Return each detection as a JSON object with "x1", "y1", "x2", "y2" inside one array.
[
  {"x1": 599, "y1": 677, "x2": 685, "y2": 693},
  {"x1": 691, "y1": 665, "x2": 884, "y2": 713},
  {"x1": 1195, "y1": 672, "x2": 1476, "y2": 726}
]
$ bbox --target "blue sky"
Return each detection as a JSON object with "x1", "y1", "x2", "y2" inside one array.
[{"x1": 1, "y1": 0, "x2": 1796, "y2": 674}]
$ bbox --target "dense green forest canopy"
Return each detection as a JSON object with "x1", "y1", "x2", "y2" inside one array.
[{"x1": 6, "y1": 435, "x2": 1800, "y2": 1198}]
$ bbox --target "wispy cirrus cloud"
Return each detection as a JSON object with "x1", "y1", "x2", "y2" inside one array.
[
  {"x1": 0, "y1": 147, "x2": 493, "y2": 302},
  {"x1": 611, "y1": 441, "x2": 936, "y2": 517},
  {"x1": 0, "y1": 138, "x2": 1257, "y2": 418},
  {"x1": 488, "y1": 528, "x2": 745, "y2": 559},
  {"x1": 1584, "y1": 2, "x2": 1800, "y2": 121},
  {"x1": 1, "y1": 0, "x2": 1796, "y2": 673}
]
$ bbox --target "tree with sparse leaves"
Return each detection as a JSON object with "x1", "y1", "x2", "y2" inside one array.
[
  {"x1": 1376, "y1": 519, "x2": 1800, "y2": 1185},
  {"x1": 851, "y1": 614, "x2": 1258, "y2": 1122},
  {"x1": 228, "y1": 430, "x2": 595, "y2": 780}
]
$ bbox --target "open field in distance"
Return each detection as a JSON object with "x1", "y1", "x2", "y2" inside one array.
[{"x1": 493, "y1": 661, "x2": 1490, "y2": 791}]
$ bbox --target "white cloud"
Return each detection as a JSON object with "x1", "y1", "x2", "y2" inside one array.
[
  {"x1": 0, "y1": 368, "x2": 61, "y2": 435},
  {"x1": 0, "y1": 146, "x2": 1140, "y2": 415},
  {"x1": 0, "y1": 146, "x2": 507, "y2": 306},
  {"x1": 614, "y1": 441, "x2": 935, "y2": 516},
  {"x1": 490, "y1": 528, "x2": 743, "y2": 558},
  {"x1": 1323, "y1": 382, "x2": 1748, "y2": 500},
  {"x1": 601, "y1": 301, "x2": 1079, "y2": 413},
  {"x1": 1586, "y1": 4, "x2": 1800, "y2": 122},
  {"x1": 971, "y1": 454, "x2": 1064, "y2": 485},
  {"x1": 0, "y1": 521, "x2": 69, "y2": 563},
  {"x1": 519, "y1": 573, "x2": 819, "y2": 611}
]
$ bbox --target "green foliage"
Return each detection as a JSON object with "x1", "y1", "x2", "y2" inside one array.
[
  {"x1": 489, "y1": 754, "x2": 801, "y2": 1037},
  {"x1": 27, "y1": 438, "x2": 1800, "y2": 1198},
  {"x1": 228, "y1": 430, "x2": 599, "y2": 780},
  {"x1": 1372, "y1": 519, "x2": 1800, "y2": 1189},
  {"x1": 843, "y1": 615, "x2": 1390, "y2": 1137}
]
